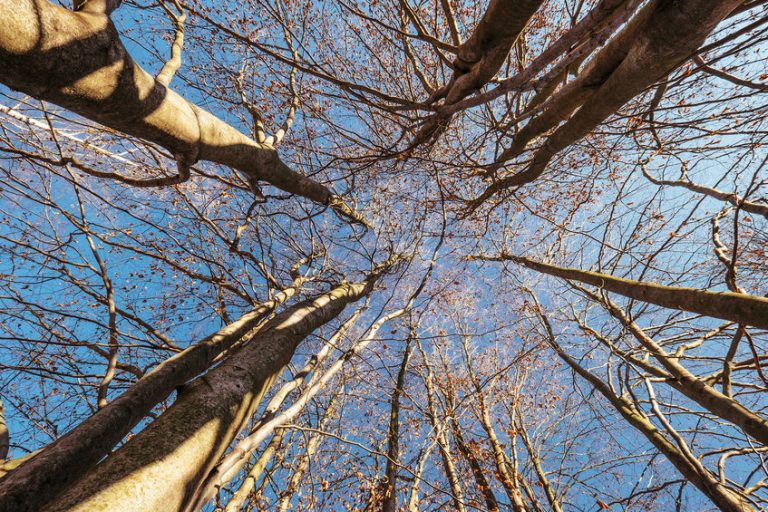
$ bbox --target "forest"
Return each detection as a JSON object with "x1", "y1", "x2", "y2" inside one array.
[{"x1": 0, "y1": 0, "x2": 766, "y2": 510}]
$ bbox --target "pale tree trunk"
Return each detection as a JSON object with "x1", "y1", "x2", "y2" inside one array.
[
  {"x1": 276, "y1": 390, "x2": 343, "y2": 511},
  {"x1": 515, "y1": 414, "x2": 562, "y2": 512},
  {"x1": 461, "y1": 335, "x2": 529, "y2": 511},
  {"x1": 222, "y1": 431, "x2": 285, "y2": 512},
  {"x1": 417, "y1": 340, "x2": 467, "y2": 512},
  {"x1": 0, "y1": 277, "x2": 306, "y2": 512},
  {"x1": 39, "y1": 269, "x2": 387, "y2": 512},
  {"x1": 381, "y1": 338, "x2": 413, "y2": 512},
  {"x1": 189, "y1": 300, "x2": 413, "y2": 511},
  {"x1": 185, "y1": 307, "x2": 366, "y2": 511},
  {"x1": 0, "y1": 0, "x2": 365, "y2": 224},
  {"x1": 406, "y1": 441, "x2": 435, "y2": 512}
]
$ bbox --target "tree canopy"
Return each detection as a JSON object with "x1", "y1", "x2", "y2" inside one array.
[{"x1": 0, "y1": 0, "x2": 766, "y2": 510}]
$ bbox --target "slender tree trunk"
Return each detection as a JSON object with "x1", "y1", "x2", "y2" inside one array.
[
  {"x1": 418, "y1": 341, "x2": 467, "y2": 512},
  {"x1": 447, "y1": 408, "x2": 500, "y2": 512},
  {"x1": 406, "y1": 442, "x2": 434, "y2": 512},
  {"x1": 222, "y1": 432, "x2": 285, "y2": 512},
  {"x1": 190, "y1": 301, "x2": 410, "y2": 511},
  {"x1": 535, "y1": 307, "x2": 755, "y2": 512},
  {"x1": 515, "y1": 414, "x2": 562, "y2": 512},
  {"x1": 461, "y1": 336, "x2": 528, "y2": 511},
  {"x1": 381, "y1": 339, "x2": 413, "y2": 512},
  {"x1": 276, "y1": 390, "x2": 343, "y2": 511}
]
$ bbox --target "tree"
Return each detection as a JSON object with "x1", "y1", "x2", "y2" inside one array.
[{"x1": 0, "y1": 0, "x2": 766, "y2": 510}]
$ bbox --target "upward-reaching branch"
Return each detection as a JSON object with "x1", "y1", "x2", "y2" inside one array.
[
  {"x1": 472, "y1": 0, "x2": 743, "y2": 208},
  {"x1": 155, "y1": 0, "x2": 186, "y2": 87},
  {"x1": 0, "y1": 274, "x2": 311, "y2": 512},
  {"x1": 43, "y1": 263, "x2": 393, "y2": 512},
  {"x1": 442, "y1": 0, "x2": 545, "y2": 105}
]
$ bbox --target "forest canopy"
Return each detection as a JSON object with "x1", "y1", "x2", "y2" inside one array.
[{"x1": 0, "y1": 0, "x2": 767, "y2": 510}]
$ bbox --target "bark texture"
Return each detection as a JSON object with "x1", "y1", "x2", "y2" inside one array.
[
  {"x1": 444, "y1": 0, "x2": 545, "y2": 104},
  {"x1": 0, "y1": 284, "x2": 301, "y2": 512},
  {"x1": 0, "y1": 0, "x2": 364, "y2": 223},
  {"x1": 31, "y1": 274, "x2": 382, "y2": 511}
]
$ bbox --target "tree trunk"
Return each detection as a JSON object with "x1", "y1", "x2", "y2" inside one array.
[
  {"x1": 222, "y1": 432, "x2": 285, "y2": 512},
  {"x1": 39, "y1": 275, "x2": 383, "y2": 512},
  {"x1": 445, "y1": 0, "x2": 545, "y2": 104},
  {"x1": 381, "y1": 339, "x2": 413, "y2": 512},
  {"x1": 276, "y1": 391, "x2": 342, "y2": 511},
  {"x1": 0, "y1": 399, "x2": 8, "y2": 461},
  {"x1": 0, "y1": 282, "x2": 303, "y2": 512}
]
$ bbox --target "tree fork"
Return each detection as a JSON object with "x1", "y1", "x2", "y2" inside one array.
[{"x1": 0, "y1": 280, "x2": 305, "y2": 512}]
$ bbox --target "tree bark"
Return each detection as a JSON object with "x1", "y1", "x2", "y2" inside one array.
[
  {"x1": 548, "y1": 334, "x2": 754, "y2": 512},
  {"x1": 461, "y1": 337, "x2": 528, "y2": 511},
  {"x1": 0, "y1": 281, "x2": 304, "y2": 512},
  {"x1": 381, "y1": 339, "x2": 413, "y2": 512},
  {"x1": 36, "y1": 272, "x2": 385, "y2": 512},
  {"x1": 444, "y1": 0, "x2": 545, "y2": 105},
  {"x1": 222, "y1": 432, "x2": 285, "y2": 512},
  {"x1": 500, "y1": 255, "x2": 768, "y2": 330},
  {"x1": 418, "y1": 341, "x2": 467, "y2": 512},
  {"x1": 276, "y1": 391, "x2": 342, "y2": 511},
  {"x1": 475, "y1": 0, "x2": 743, "y2": 204},
  {"x1": 0, "y1": 0, "x2": 364, "y2": 224},
  {"x1": 595, "y1": 293, "x2": 768, "y2": 449}
]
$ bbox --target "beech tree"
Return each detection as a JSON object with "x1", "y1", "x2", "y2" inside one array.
[{"x1": 0, "y1": 0, "x2": 766, "y2": 511}]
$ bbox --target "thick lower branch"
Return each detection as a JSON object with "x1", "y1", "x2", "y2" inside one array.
[
  {"x1": 488, "y1": 254, "x2": 768, "y2": 330},
  {"x1": 0, "y1": 0, "x2": 364, "y2": 224}
]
